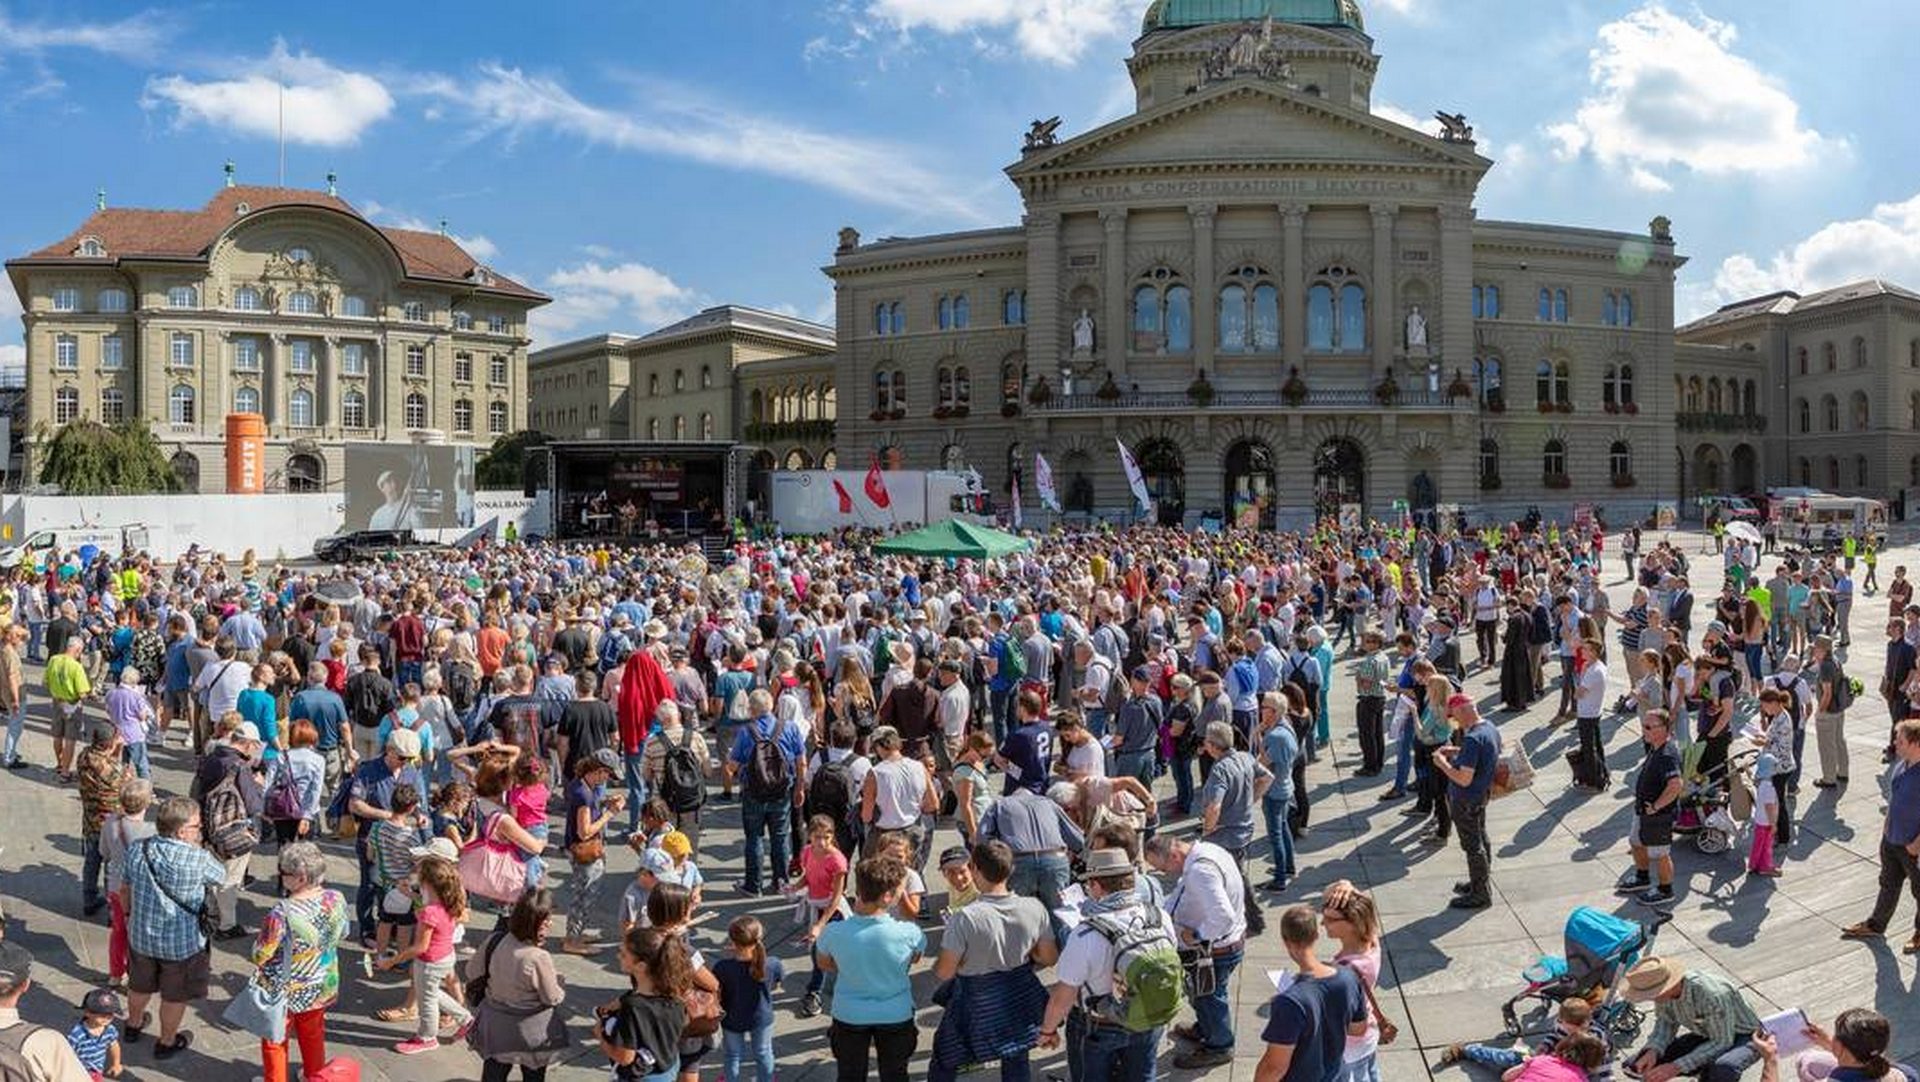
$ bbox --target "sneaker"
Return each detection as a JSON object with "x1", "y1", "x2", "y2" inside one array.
[
  {"x1": 1614, "y1": 871, "x2": 1650, "y2": 894},
  {"x1": 394, "y1": 1037, "x2": 440, "y2": 1055},
  {"x1": 798, "y1": 991, "x2": 822, "y2": 1018},
  {"x1": 1637, "y1": 886, "x2": 1675, "y2": 906},
  {"x1": 1173, "y1": 1047, "x2": 1234, "y2": 1070},
  {"x1": 1439, "y1": 1043, "x2": 1467, "y2": 1066},
  {"x1": 1377, "y1": 788, "x2": 1406, "y2": 802}
]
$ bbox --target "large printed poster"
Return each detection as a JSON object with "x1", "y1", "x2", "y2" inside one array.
[{"x1": 344, "y1": 443, "x2": 475, "y2": 530}]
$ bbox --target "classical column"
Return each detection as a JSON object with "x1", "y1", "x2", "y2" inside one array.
[
  {"x1": 265, "y1": 334, "x2": 283, "y2": 426},
  {"x1": 1101, "y1": 208, "x2": 1128, "y2": 380},
  {"x1": 1189, "y1": 204, "x2": 1217, "y2": 374},
  {"x1": 1437, "y1": 203, "x2": 1475, "y2": 383},
  {"x1": 1023, "y1": 211, "x2": 1063, "y2": 384},
  {"x1": 1370, "y1": 203, "x2": 1398, "y2": 378},
  {"x1": 1281, "y1": 204, "x2": 1307, "y2": 369},
  {"x1": 319, "y1": 336, "x2": 336, "y2": 430}
]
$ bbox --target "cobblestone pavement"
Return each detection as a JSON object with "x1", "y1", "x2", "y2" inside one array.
[{"x1": 0, "y1": 531, "x2": 1911, "y2": 1080}]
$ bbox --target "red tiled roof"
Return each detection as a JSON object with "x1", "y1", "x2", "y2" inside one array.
[{"x1": 12, "y1": 185, "x2": 546, "y2": 302}]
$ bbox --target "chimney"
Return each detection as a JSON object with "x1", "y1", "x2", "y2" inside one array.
[
  {"x1": 224, "y1": 160, "x2": 236, "y2": 188},
  {"x1": 326, "y1": 171, "x2": 338, "y2": 196}
]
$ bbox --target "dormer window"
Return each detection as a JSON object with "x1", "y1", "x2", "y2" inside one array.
[
  {"x1": 470, "y1": 265, "x2": 495, "y2": 286},
  {"x1": 286, "y1": 246, "x2": 313, "y2": 265},
  {"x1": 75, "y1": 237, "x2": 105, "y2": 258}
]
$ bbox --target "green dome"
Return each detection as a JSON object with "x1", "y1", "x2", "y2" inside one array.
[{"x1": 1141, "y1": 0, "x2": 1364, "y2": 34}]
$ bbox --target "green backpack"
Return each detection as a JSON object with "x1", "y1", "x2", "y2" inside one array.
[{"x1": 1082, "y1": 908, "x2": 1186, "y2": 1032}]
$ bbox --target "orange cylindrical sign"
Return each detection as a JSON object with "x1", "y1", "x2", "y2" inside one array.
[{"x1": 225, "y1": 412, "x2": 266, "y2": 494}]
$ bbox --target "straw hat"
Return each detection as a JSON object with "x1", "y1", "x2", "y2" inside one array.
[{"x1": 1620, "y1": 957, "x2": 1685, "y2": 1003}]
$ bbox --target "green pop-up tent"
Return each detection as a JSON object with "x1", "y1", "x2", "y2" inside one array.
[{"x1": 872, "y1": 519, "x2": 1032, "y2": 559}]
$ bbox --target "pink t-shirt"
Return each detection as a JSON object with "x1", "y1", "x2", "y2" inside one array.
[
  {"x1": 800, "y1": 843, "x2": 848, "y2": 904},
  {"x1": 1514, "y1": 1056, "x2": 1587, "y2": 1082},
  {"x1": 416, "y1": 902, "x2": 456, "y2": 963},
  {"x1": 1336, "y1": 945, "x2": 1382, "y2": 1061},
  {"x1": 509, "y1": 784, "x2": 549, "y2": 831}
]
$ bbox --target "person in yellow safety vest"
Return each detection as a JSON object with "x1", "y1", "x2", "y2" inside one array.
[{"x1": 117, "y1": 566, "x2": 140, "y2": 603}]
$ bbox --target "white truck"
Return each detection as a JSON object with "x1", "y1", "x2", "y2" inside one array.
[
  {"x1": 0, "y1": 524, "x2": 150, "y2": 570},
  {"x1": 768, "y1": 470, "x2": 987, "y2": 534}
]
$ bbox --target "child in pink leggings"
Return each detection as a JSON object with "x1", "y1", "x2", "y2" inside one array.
[{"x1": 1749, "y1": 753, "x2": 1782, "y2": 877}]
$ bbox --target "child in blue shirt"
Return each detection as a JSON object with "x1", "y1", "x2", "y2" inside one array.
[
  {"x1": 713, "y1": 916, "x2": 784, "y2": 1082},
  {"x1": 67, "y1": 988, "x2": 122, "y2": 1080}
]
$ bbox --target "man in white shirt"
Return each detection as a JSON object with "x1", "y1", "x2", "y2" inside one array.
[
  {"x1": 1075, "y1": 640, "x2": 1116, "y2": 741},
  {"x1": 1573, "y1": 637, "x2": 1611, "y2": 791},
  {"x1": 1145, "y1": 833, "x2": 1249, "y2": 1070},
  {"x1": 860, "y1": 726, "x2": 937, "y2": 875},
  {"x1": 933, "y1": 660, "x2": 971, "y2": 772},
  {"x1": 1035, "y1": 848, "x2": 1175, "y2": 1079}
]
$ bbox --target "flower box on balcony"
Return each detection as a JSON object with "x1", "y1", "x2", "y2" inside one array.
[
  {"x1": 1556, "y1": 402, "x2": 1573, "y2": 414},
  {"x1": 1544, "y1": 474, "x2": 1572, "y2": 489},
  {"x1": 1611, "y1": 474, "x2": 1637, "y2": 488},
  {"x1": 1624, "y1": 402, "x2": 1639, "y2": 415},
  {"x1": 1001, "y1": 403, "x2": 1020, "y2": 418},
  {"x1": 868, "y1": 409, "x2": 887, "y2": 422},
  {"x1": 1538, "y1": 402, "x2": 1555, "y2": 414},
  {"x1": 1604, "y1": 402, "x2": 1620, "y2": 414}
]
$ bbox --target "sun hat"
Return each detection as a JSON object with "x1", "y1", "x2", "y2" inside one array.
[
  {"x1": 408, "y1": 837, "x2": 460, "y2": 863},
  {"x1": 386, "y1": 728, "x2": 422, "y2": 760},
  {"x1": 1621, "y1": 957, "x2": 1685, "y2": 1003},
  {"x1": 1077, "y1": 848, "x2": 1135, "y2": 881}
]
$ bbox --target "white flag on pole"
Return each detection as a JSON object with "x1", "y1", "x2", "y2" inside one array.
[
  {"x1": 1034, "y1": 452, "x2": 1062, "y2": 513},
  {"x1": 1116, "y1": 438, "x2": 1152, "y2": 514},
  {"x1": 1011, "y1": 474, "x2": 1024, "y2": 529}
]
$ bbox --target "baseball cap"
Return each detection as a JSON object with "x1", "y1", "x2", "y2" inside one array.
[
  {"x1": 1131, "y1": 664, "x2": 1154, "y2": 682},
  {"x1": 234, "y1": 722, "x2": 263, "y2": 743},
  {"x1": 409, "y1": 837, "x2": 460, "y2": 863},
  {"x1": 81, "y1": 988, "x2": 120, "y2": 1018},
  {"x1": 639, "y1": 848, "x2": 674, "y2": 877},
  {"x1": 589, "y1": 748, "x2": 622, "y2": 773},
  {"x1": 938, "y1": 846, "x2": 970, "y2": 869},
  {"x1": 386, "y1": 728, "x2": 422, "y2": 760}
]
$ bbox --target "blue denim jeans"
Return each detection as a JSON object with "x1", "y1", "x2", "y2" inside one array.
[
  {"x1": 1112, "y1": 750, "x2": 1154, "y2": 792},
  {"x1": 1066, "y1": 1011, "x2": 1160, "y2": 1082},
  {"x1": 1172, "y1": 753, "x2": 1196, "y2": 813},
  {"x1": 1191, "y1": 945, "x2": 1242, "y2": 1051},
  {"x1": 990, "y1": 687, "x2": 1014, "y2": 744},
  {"x1": 1261, "y1": 792, "x2": 1295, "y2": 885},
  {"x1": 1009, "y1": 853, "x2": 1071, "y2": 943},
  {"x1": 1392, "y1": 711, "x2": 1414, "y2": 793},
  {"x1": 81, "y1": 832, "x2": 104, "y2": 909},
  {"x1": 1337, "y1": 1053, "x2": 1381, "y2": 1082},
  {"x1": 740, "y1": 790, "x2": 792, "y2": 894},
  {"x1": 623, "y1": 752, "x2": 648, "y2": 833},
  {"x1": 123, "y1": 741, "x2": 150, "y2": 779},
  {"x1": 1084, "y1": 708, "x2": 1110, "y2": 740},
  {"x1": 2, "y1": 702, "x2": 22, "y2": 764},
  {"x1": 1461, "y1": 1043, "x2": 1525, "y2": 1071},
  {"x1": 722, "y1": 1022, "x2": 775, "y2": 1082}
]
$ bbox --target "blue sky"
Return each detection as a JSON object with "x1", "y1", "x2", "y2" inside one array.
[{"x1": 4, "y1": 0, "x2": 1920, "y2": 373}]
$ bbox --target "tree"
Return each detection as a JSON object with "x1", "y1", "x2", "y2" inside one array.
[
  {"x1": 35, "y1": 418, "x2": 181, "y2": 494},
  {"x1": 475, "y1": 429, "x2": 549, "y2": 489}
]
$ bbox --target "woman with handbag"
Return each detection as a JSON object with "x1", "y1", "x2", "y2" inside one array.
[
  {"x1": 460, "y1": 760, "x2": 548, "y2": 908},
  {"x1": 467, "y1": 887, "x2": 572, "y2": 1082},
  {"x1": 263, "y1": 720, "x2": 327, "y2": 845},
  {"x1": 244, "y1": 842, "x2": 349, "y2": 1082},
  {"x1": 1320, "y1": 882, "x2": 1394, "y2": 1082},
  {"x1": 561, "y1": 750, "x2": 625, "y2": 955}
]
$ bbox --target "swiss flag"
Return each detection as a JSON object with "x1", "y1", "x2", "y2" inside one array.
[
  {"x1": 864, "y1": 458, "x2": 892, "y2": 509},
  {"x1": 831, "y1": 478, "x2": 854, "y2": 514}
]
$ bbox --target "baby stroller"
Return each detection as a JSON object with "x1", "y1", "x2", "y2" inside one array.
[
  {"x1": 1500, "y1": 906, "x2": 1672, "y2": 1051},
  {"x1": 1672, "y1": 746, "x2": 1758, "y2": 855}
]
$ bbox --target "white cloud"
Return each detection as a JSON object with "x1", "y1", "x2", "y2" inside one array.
[
  {"x1": 420, "y1": 64, "x2": 990, "y2": 223},
  {"x1": 1544, "y1": 4, "x2": 1840, "y2": 190},
  {"x1": 1705, "y1": 192, "x2": 1920, "y2": 306},
  {"x1": 1372, "y1": 102, "x2": 1442, "y2": 138},
  {"x1": 0, "y1": 9, "x2": 172, "y2": 61},
  {"x1": 859, "y1": 0, "x2": 1137, "y2": 64},
  {"x1": 357, "y1": 200, "x2": 498, "y2": 262},
  {"x1": 143, "y1": 40, "x2": 393, "y2": 147},
  {"x1": 530, "y1": 261, "x2": 704, "y2": 347}
]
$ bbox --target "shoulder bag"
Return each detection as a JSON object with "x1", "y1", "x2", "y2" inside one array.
[
  {"x1": 222, "y1": 905, "x2": 292, "y2": 1042},
  {"x1": 140, "y1": 841, "x2": 220, "y2": 941}
]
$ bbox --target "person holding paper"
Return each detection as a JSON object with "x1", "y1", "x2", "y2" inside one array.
[{"x1": 1752, "y1": 1007, "x2": 1916, "y2": 1082}]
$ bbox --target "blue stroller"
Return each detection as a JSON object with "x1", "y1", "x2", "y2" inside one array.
[{"x1": 1500, "y1": 906, "x2": 1671, "y2": 1050}]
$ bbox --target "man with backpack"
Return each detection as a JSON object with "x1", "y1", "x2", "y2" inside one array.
[
  {"x1": 343, "y1": 644, "x2": 398, "y2": 766},
  {"x1": 189, "y1": 721, "x2": 265, "y2": 938},
  {"x1": 725, "y1": 688, "x2": 808, "y2": 897},
  {"x1": 1036, "y1": 847, "x2": 1181, "y2": 1081},
  {"x1": 803, "y1": 719, "x2": 869, "y2": 857},
  {"x1": 0, "y1": 940, "x2": 91, "y2": 1081},
  {"x1": 642, "y1": 700, "x2": 709, "y2": 849},
  {"x1": 1146, "y1": 831, "x2": 1249, "y2": 1070}
]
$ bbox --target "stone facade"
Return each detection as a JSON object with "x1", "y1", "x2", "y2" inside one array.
[
  {"x1": 529, "y1": 334, "x2": 633, "y2": 441},
  {"x1": 826, "y1": 9, "x2": 1684, "y2": 527},
  {"x1": 1675, "y1": 280, "x2": 1920, "y2": 502},
  {"x1": 5, "y1": 181, "x2": 545, "y2": 492}
]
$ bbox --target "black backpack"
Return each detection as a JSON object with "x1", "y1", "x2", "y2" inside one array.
[
  {"x1": 659, "y1": 725, "x2": 707, "y2": 813},
  {"x1": 744, "y1": 721, "x2": 793, "y2": 801},
  {"x1": 804, "y1": 755, "x2": 857, "y2": 832}
]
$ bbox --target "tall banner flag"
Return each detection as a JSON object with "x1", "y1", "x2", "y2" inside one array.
[
  {"x1": 1034, "y1": 452, "x2": 1062, "y2": 513},
  {"x1": 864, "y1": 456, "x2": 892, "y2": 510},
  {"x1": 831, "y1": 478, "x2": 855, "y2": 514},
  {"x1": 1011, "y1": 475, "x2": 1024, "y2": 529},
  {"x1": 1115, "y1": 438, "x2": 1152, "y2": 514}
]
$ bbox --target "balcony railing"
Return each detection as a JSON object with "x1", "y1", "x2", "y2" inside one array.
[
  {"x1": 1675, "y1": 411, "x2": 1766, "y2": 434},
  {"x1": 1032, "y1": 388, "x2": 1467, "y2": 413}
]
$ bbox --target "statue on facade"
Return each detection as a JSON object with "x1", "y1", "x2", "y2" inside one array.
[
  {"x1": 836, "y1": 226, "x2": 861, "y2": 253},
  {"x1": 1649, "y1": 215, "x2": 1673, "y2": 243},
  {"x1": 1434, "y1": 111, "x2": 1475, "y2": 144},
  {"x1": 1199, "y1": 16, "x2": 1294, "y2": 86},
  {"x1": 1405, "y1": 305, "x2": 1428, "y2": 350},
  {"x1": 1023, "y1": 117, "x2": 1061, "y2": 153},
  {"x1": 1072, "y1": 309, "x2": 1096, "y2": 355}
]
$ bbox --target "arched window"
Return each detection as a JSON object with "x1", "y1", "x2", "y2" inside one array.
[
  {"x1": 1543, "y1": 438, "x2": 1567, "y2": 478},
  {"x1": 1535, "y1": 360, "x2": 1569, "y2": 406},
  {"x1": 1003, "y1": 290, "x2": 1026, "y2": 326},
  {"x1": 954, "y1": 367, "x2": 970, "y2": 407},
  {"x1": 1684, "y1": 377, "x2": 1702, "y2": 412},
  {"x1": 874, "y1": 369, "x2": 894, "y2": 411},
  {"x1": 1536, "y1": 360, "x2": 1554, "y2": 408},
  {"x1": 170, "y1": 450, "x2": 199, "y2": 491},
  {"x1": 404, "y1": 391, "x2": 427, "y2": 429},
  {"x1": 1537, "y1": 288, "x2": 1552, "y2": 322},
  {"x1": 1853, "y1": 336, "x2": 1868, "y2": 368},
  {"x1": 233, "y1": 385, "x2": 260, "y2": 414},
  {"x1": 783, "y1": 449, "x2": 810, "y2": 470},
  {"x1": 288, "y1": 389, "x2": 314, "y2": 427},
  {"x1": 1798, "y1": 458, "x2": 1811, "y2": 486},
  {"x1": 674, "y1": 415, "x2": 687, "y2": 440},
  {"x1": 1478, "y1": 438, "x2": 1500, "y2": 485},
  {"x1": 1852, "y1": 391, "x2": 1870, "y2": 431},
  {"x1": 1001, "y1": 359, "x2": 1024, "y2": 407},
  {"x1": 820, "y1": 384, "x2": 835, "y2": 418},
  {"x1": 1824, "y1": 342, "x2": 1836, "y2": 371},
  {"x1": 673, "y1": 369, "x2": 684, "y2": 392},
  {"x1": 1217, "y1": 266, "x2": 1278, "y2": 353},
  {"x1": 234, "y1": 286, "x2": 261, "y2": 312},
  {"x1": 453, "y1": 398, "x2": 473, "y2": 433},
  {"x1": 938, "y1": 297, "x2": 952, "y2": 330},
  {"x1": 1604, "y1": 363, "x2": 1634, "y2": 408},
  {"x1": 937, "y1": 367, "x2": 953, "y2": 408},
  {"x1": 1165, "y1": 285, "x2": 1193, "y2": 352},
  {"x1": 701, "y1": 365, "x2": 712, "y2": 389},
  {"x1": 1827, "y1": 457, "x2": 1841, "y2": 488},
  {"x1": 342, "y1": 389, "x2": 366, "y2": 428},
  {"x1": 874, "y1": 303, "x2": 888, "y2": 336},
  {"x1": 1742, "y1": 380, "x2": 1756, "y2": 415},
  {"x1": 892, "y1": 369, "x2": 906, "y2": 410},
  {"x1": 700, "y1": 412, "x2": 714, "y2": 439},
  {"x1": 1609, "y1": 441, "x2": 1632, "y2": 481},
  {"x1": 1306, "y1": 265, "x2": 1365, "y2": 352},
  {"x1": 1798, "y1": 398, "x2": 1811, "y2": 433},
  {"x1": 1822, "y1": 394, "x2": 1839, "y2": 431},
  {"x1": 1797, "y1": 347, "x2": 1808, "y2": 375},
  {"x1": 287, "y1": 290, "x2": 317, "y2": 315},
  {"x1": 1485, "y1": 284, "x2": 1500, "y2": 318},
  {"x1": 953, "y1": 295, "x2": 969, "y2": 329},
  {"x1": 1602, "y1": 292, "x2": 1617, "y2": 327},
  {"x1": 168, "y1": 284, "x2": 198, "y2": 308},
  {"x1": 53, "y1": 386, "x2": 78, "y2": 424},
  {"x1": 1307, "y1": 285, "x2": 1335, "y2": 350},
  {"x1": 1857, "y1": 455, "x2": 1870, "y2": 488},
  {"x1": 1620, "y1": 293, "x2": 1635, "y2": 326},
  {"x1": 1706, "y1": 378, "x2": 1722, "y2": 413},
  {"x1": 1554, "y1": 289, "x2": 1569, "y2": 322},
  {"x1": 646, "y1": 418, "x2": 659, "y2": 439},
  {"x1": 1474, "y1": 355, "x2": 1503, "y2": 408},
  {"x1": 749, "y1": 389, "x2": 764, "y2": 423},
  {"x1": 168, "y1": 384, "x2": 195, "y2": 425},
  {"x1": 890, "y1": 303, "x2": 903, "y2": 335}
]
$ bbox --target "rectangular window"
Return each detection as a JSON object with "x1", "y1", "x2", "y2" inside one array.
[
  {"x1": 488, "y1": 401, "x2": 507, "y2": 434},
  {"x1": 341, "y1": 342, "x2": 366, "y2": 376},
  {"x1": 406, "y1": 344, "x2": 427, "y2": 377},
  {"x1": 340, "y1": 295, "x2": 369, "y2": 318},
  {"x1": 453, "y1": 311, "x2": 473, "y2": 331},
  {"x1": 98, "y1": 290, "x2": 128, "y2": 314},
  {"x1": 289, "y1": 340, "x2": 314, "y2": 373},
  {"x1": 100, "y1": 389, "x2": 124, "y2": 424},
  {"x1": 488, "y1": 315, "x2": 508, "y2": 334},
  {"x1": 54, "y1": 335, "x2": 78, "y2": 369},
  {"x1": 403, "y1": 301, "x2": 427, "y2": 323},
  {"x1": 234, "y1": 338, "x2": 260, "y2": 371},
  {"x1": 168, "y1": 285, "x2": 197, "y2": 309},
  {"x1": 101, "y1": 335, "x2": 123, "y2": 371},
  {"x1": 51, "y1": 288, "x2": 79, "y2": 312},
  {"x1": 170, "y1": 333, "x2": 194, "y2": 369},
  {"x1": 454, "y1": 353, "x2": 473, "y2": 383},
  {"x1": 489, "y1": 355, "x2": 508, "y2": 386}
]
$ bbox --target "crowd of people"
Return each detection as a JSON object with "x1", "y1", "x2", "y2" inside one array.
[{"x1": 0, "y1": 516, "x2": 1906, "y2": 1082}]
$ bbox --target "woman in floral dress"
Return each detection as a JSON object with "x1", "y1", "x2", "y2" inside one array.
[{"x1": 251, "y1": 841, "x2": 350, "y2": 1082}]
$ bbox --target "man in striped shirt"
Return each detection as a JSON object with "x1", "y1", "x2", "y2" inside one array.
[{"x1": 1622, "y1": 957, "x2": 1761, "y2": 1081}]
